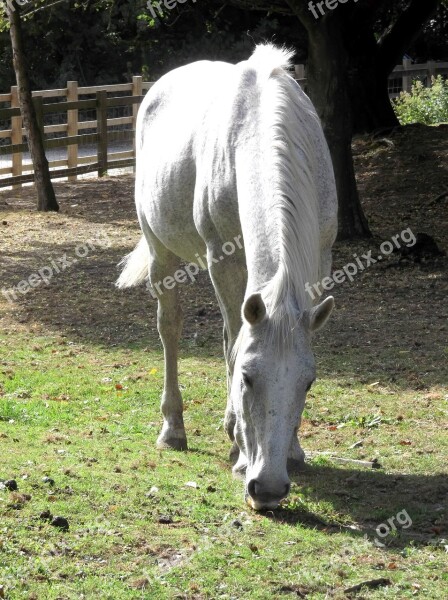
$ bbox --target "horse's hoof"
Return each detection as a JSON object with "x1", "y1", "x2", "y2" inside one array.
[
  {"x1": 156, "y1": 436, "x2": 188, "y2": 451},
  {"x1": 287, "y1": 456, "x2": 306, "y2": 473}
]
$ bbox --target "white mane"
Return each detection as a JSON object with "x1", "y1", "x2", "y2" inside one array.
[{"x1": 247, "y1": 44, "x2": 321, "y2": 339}]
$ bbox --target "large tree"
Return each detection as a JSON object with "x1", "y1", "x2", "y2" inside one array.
[
  {"x1": 228, "y1": 0, "x2": 441, "y2": 238},
  {"x1": 4, "y1": 0, "x2": 59, "y2": 211}
]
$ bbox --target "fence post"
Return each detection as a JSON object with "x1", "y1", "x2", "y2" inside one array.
[
  {"x1": 402, "y1": 57, "x2": 413, "y2": 93},
  {"x1": 67, "y1": 81, "x2": 78, "y2": 181},
  {"x1": 427, "y1": 60, "x2": 436, "y2": 87},
  {"x1": 132, "y1": 75, "x2": 143, "y2": 173},
  {"x1": 10, "y1": 85, "x2": 22, "y2": 188},
  {"x1": 294, "y1": 64, "x2": 305, "y2": 79},
  {"x1": 97, "y1": 90, "x2": 108, "y2": 177}
]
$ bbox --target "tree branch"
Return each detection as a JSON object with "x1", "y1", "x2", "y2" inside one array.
[
  {"x1": 285, "y1": 0, "x2": 316, "y2": 31},
  {"x1": 351, "y1": 0, "x2": 390, "y2": 22},
  {"x1": 224, "y1": 0, "x2": 293, "y2": 16},
  {"x1": 377, "y1": 0, "x2": 441, "y2": 75}
]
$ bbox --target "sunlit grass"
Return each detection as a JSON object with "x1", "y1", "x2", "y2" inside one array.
[{"x1": 0, "y1": 331, "x2": 446, "y2": 599}]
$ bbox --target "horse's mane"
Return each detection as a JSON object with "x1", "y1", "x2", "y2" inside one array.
[{"x1": 243, "y1": 44, "x2": 321, "y2": 345}]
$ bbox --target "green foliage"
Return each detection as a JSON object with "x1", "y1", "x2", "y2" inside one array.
[
  {"x1": 393, "y1": 75, "x2": 448, "y2": 125},
  {"x1": 0, "y1": 0, "x2": 307, "y2": 91}
]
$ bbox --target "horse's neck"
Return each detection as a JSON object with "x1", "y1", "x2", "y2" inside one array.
[{"x1": 236, "y1": 145, "x2": 280, "y2": 296}]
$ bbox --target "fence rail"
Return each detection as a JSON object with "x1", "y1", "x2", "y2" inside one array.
[{"x1": 0, "y1": 76, "x2": 153, "y2": 188}]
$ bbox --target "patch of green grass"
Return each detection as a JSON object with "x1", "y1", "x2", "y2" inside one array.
[{"x1": 0, "y1": 331, "x2": 447, "y2": 599}]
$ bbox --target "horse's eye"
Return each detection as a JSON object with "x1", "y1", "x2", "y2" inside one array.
[{"x1": 242, "y1": 373, "x2": 252, "y2": 387}]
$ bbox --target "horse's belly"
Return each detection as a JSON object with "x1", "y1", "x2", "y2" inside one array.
[{"x1": 137, "y1": 156, "x2": 207, "y2": 263}]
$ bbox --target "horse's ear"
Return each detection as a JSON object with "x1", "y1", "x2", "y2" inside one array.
[
  {"x1": 309, "y1": 296, "x2": 334, "y2": 332},
  {"x1": 243, "y1": 293, "x2": 267, "y2": 326}
]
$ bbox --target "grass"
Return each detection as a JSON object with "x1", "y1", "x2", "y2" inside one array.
[
  {"x1": 0, "y1": 161, "x2": 446, "y2": 598},
  {"x1": 0, "y1": 330, "x2": 446, "y2": 599}
]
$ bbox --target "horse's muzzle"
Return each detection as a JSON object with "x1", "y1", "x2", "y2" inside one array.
[{"x1": 245, "y1": 478, "x2": 290, "y2": 511}]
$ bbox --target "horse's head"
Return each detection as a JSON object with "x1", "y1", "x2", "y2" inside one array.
[{"x1": 230, "y1": 292, "x2": 334, "y2": 510}]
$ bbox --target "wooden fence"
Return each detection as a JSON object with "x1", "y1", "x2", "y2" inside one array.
[
  {"x1": 387, "y1": 59, "x2": 448, "y2": 97},
  {"x1": 295, "y1": 59, "x2": 448, "y2": 98},
  {"x1": 0, "y1": 76, "x2": 153, "y2": 188}
]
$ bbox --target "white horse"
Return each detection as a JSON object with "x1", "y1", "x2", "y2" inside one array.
[{"x1": 117, "y1": 44, "x2": 337, "y2": 511}]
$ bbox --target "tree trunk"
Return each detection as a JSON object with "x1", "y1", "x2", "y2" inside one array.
[
  {"x1": 7, "y1": 2, "x2": 59, "y2": 212},
  {"x1": 349, "y1": 67, "x2": 398, "y2": 134},
  {"x1": 306, "y1": 19, "x2": 371, "y2": 239},
  {"x1": 344, "y1": 33, "x2": 399, "y2": 133}
]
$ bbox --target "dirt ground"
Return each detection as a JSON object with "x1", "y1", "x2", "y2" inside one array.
[{"x1": 0, "y1": 123, "x2": 447, "y2": 389}]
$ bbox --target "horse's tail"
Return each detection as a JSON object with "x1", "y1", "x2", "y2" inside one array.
[{"x1": 116, "y1": 236, "x2": 150, "y2": 288}]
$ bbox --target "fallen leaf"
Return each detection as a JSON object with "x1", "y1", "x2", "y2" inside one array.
[
  {"x1": 129, "y1": 578, "x2": 150, "y2": 590},
  {"x1": 350, "y1": 441, "x2": 363, "y2": 449},
  {"x1": 50, "y1": 395, "x2": 70, "y2": 403}
]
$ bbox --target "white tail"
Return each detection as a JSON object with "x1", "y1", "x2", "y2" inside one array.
[{"x1": 116, "y1": 236, "x2": 150, "y2": 289}]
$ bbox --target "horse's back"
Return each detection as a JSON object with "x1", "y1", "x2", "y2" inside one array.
[{"x1": 135, "y1": 50, "x2": 336, "y2": 273}]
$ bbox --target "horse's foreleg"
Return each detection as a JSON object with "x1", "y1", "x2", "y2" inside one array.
[
  {"x1": 222, "y1": 326, "x2": 235, "y2": 437},
  {"x1": 151, "y1": 258, "x2": 187, "y2": 451},
  {"x1": 287, "y1": 425, "x2": 306, "y2": 472},
  {"x1": 222, "y1": 324, "x2": 240, "y2": 465},
  {"x1": 207, "y1": 248, "x2": 246, "y2": 459}
]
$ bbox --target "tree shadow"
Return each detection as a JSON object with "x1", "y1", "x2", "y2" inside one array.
[
  {"x1": 0, "y1": 239, "x2": 222, "y2": 357},
  {"x1": 0, "y1": 172, "x2": 446, "y2": 388},
  {"x1": 183, "y1": 445, "x2": 446, "y2": 552},
  {"x1": 262, "y1": 463, "x2": 447, "y2": 551}
]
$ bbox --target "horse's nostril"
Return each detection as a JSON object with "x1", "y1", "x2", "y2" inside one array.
[
  {"x1": 248, "y1": 479, "x2": 290, "y2": 501},
  {"x1": 247, "y1": 479, "x2": 259, "y2": 499}
]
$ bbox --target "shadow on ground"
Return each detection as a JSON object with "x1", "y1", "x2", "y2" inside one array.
[
  {"x1": 265, "y1": 464, "x2": 447, "y2": 551},
  {"x1": 0, "y1": 154, "x2": 447, "y2": 388}
]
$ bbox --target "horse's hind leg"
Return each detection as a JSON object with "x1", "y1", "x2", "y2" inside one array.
[{"x1": 148, "y1": 244, "x2": 187, "y2": 451}]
